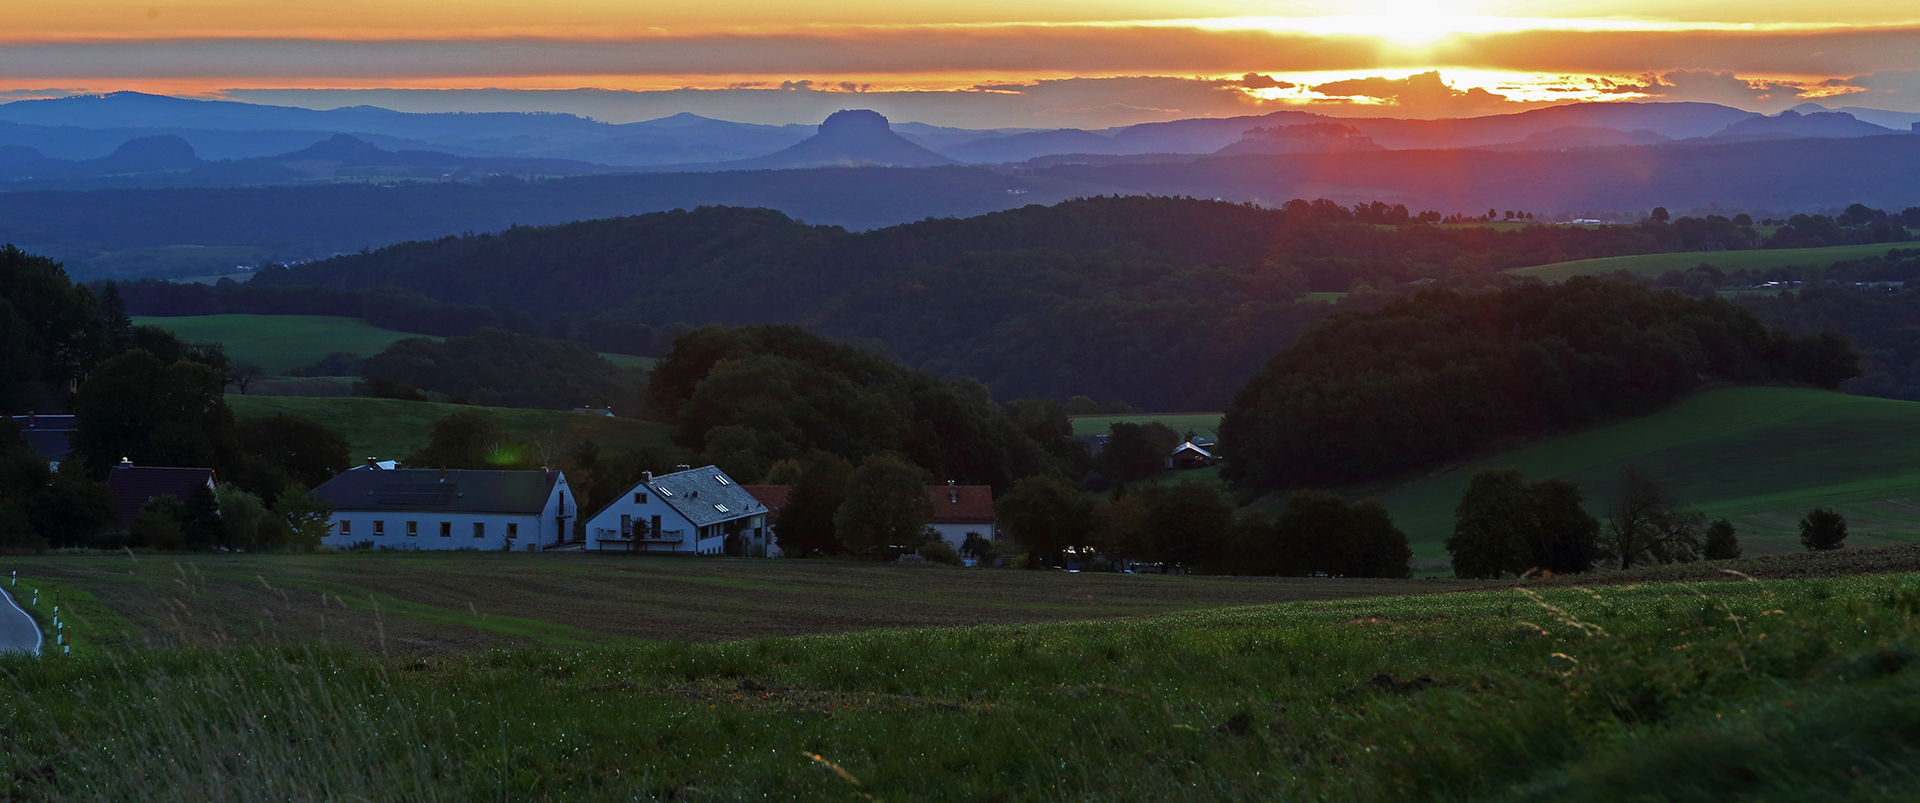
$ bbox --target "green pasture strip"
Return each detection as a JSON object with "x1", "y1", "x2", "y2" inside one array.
[
  {"x1": 1510, "y1": 242, "x2": 1899, "y2": 281},
  {"x1": 132, "y1": 314, "x2": 430, "y2": 374},
  {"x1": 1363, "y1": 387, "x2": 1920, "y2": 561},
  {"x1": 132, "y1": 313, "x2": 654, "y2": 374},
  {"x1": 86, "y1": 245, "x2": 279, "y2": 278},
  {"x1": 1068, "y1": 412, "x2": 1222, "y2": 437},
  {"x1": 599, "y1": 353, "x2": 656, "y2": 369},
  {"x1": 228, "y1": 395, "x2": 673, "y2": 461},
  {"x1": 5, "y1": 574, "x2": 1919, "y2": 801}
]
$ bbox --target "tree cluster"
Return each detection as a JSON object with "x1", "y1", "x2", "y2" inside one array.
[
  {"x1": 1446, "y1": 469, "x2": 1599, "y2": 579},
  {"x1": 1221, "y1": 278, "x2": 1859, "y2": 489},
  {"x1": 361, "y1": 327, "x2": 647, "y2": 413},
  {"x1": 644, "y1": 324, "x2": 1064, "y2": 491}
]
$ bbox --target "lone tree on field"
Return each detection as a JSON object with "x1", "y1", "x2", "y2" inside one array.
[
  {"x1": 1600, "y1": 466, "x2": 1704, "y2": 569},
  {"x1": 1446, "y1": 468, "x2": 1598, "y2": 579},
  {"x1": 832, "y1": 454, "x2": 934, "y2": 554},
  {"x1": 1704, "y1": 518, "x2": 1742, "y2": 560},
  {"x1": 1799, "y1": 507, "x2": 1848, "y2": 551}
]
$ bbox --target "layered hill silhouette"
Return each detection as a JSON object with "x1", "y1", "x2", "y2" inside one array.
[
  {"x1": 3, "y1": 92, "x2": 1914, "y2": 178},
  {"x1": 0, "y1": 133, "x2": 625, "y2": 188},
  {"x1": 655, "y1": 110, "x2": 955, "y2": 170}
]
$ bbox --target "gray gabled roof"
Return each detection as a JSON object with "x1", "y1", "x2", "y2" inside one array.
[
  {"x1": 634, "y1": 465, "x2": 765, "y2": 527},
  {"x1": 314, "y1": 469, "x2": 564, "y2": 515}
]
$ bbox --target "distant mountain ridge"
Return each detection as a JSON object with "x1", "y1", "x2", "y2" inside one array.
[
  {"x1": 0, "y1": 133, "x2": 625, "y2": 188},
  {"x1": 2, "y1": 92, "x2": 1914, "y2": 178}
]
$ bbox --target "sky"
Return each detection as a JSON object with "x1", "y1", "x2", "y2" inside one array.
[{"x1": 5, "y1": 1, "x2": 1920, "y2": 128}]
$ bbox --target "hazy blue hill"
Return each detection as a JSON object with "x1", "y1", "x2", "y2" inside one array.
[
  {"x1": 675, "y1": 110, "x2": 956, "y2": 170},
  {"x1": 943, "y1": 129, "x2": 1123, "y2": 163},
  {"x1": 1482, "y1": 126, "x2": 1671, "y2": 150},
  {"x1": 1707, "y1": 110, "x2": 1899, "y2": 142}
]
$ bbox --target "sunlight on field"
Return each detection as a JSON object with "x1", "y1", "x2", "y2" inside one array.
[
  {"x1": 1510, "y1": 242, "x2": 1900, "y2": 281},
  {"x1": 1362, "y1": 387, "x2": 1920, "y2": 561}
]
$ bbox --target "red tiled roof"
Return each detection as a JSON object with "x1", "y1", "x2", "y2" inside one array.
[
  {"x1": 743, "y1": 484, "x2": 995, "y2": 524},
  {"x1": 742, "y1": 485, "x2": 792, "y2": 516},
  {"x1": 926, "y1": 485, "x2": 995, "y2": 524},
  {"x1": 105, "y1": 465, "x2": 216, "y2": 527}
]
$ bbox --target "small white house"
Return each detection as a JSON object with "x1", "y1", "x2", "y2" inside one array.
[
  {"x1": 582, "y1": 465, "x2": 772, "y2": 556},
  {"x1": 313, "y1": 467, "x2": 575, "y2": 551},
  {"x1": 924, "y1": 481, "x2": 997, "y2": 550}
]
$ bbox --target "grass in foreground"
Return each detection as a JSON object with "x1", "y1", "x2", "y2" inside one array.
[
  {"x1": 1508, "y1": 242, "x2": 1898, "y2": 281},
  {"x1": 227, "y1": 396, "x2": 675, "y2": 463},
  {"x1": 2, "y1": 552, "x2": 1464, "y2": 655},
  {"x1": 1358, "y1": 387, "x2": 1920, "y2": 562},
  {"x1": 5, "y1": 571, "x2": 1919, "y2": 800}
]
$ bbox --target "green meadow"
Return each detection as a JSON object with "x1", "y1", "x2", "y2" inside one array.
[
  {"x1": 5, "y1": 557, "x2": 1919, "y2": 801},
  {"x1": 1070, "y1": 412, "x2": 1222, "y2": 438},
  {"x1": 1361, "y1": 387, "x2": 1920, "y2": 563},
  {"x1": 132, "y1": 314, "x2": 655, "y2": 374},
  {"x1": 1509, "y1": 242, "x2": 1898, "y2": 281},
  {"x1": 228, "y1": 396, "x2": 675, "y2": 462}
]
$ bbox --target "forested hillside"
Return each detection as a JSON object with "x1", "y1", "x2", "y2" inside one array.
[
  {"x1": 192, "y1": 196, "x2": 1703, "y2": 409},
  {"x1": 1220, "y1": 279, "x2": 1858, "y2": 489}
]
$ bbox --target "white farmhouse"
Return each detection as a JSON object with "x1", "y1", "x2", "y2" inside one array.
[
  {"x1": 313, "y1": 467, "x2": 576, "y2": 551},
  {"x1": 923, "y1": 481, "x2": 997, "y2": 550},
  {"x1": 582, "y1": 465, "x2": 773, "y2": 556}
]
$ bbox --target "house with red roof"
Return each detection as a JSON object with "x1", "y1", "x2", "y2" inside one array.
[{"x1": 743, "y1": 480, "x2": 995, "y2": 555}]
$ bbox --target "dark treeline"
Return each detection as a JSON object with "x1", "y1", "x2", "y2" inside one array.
[
  {"x1": 363, "y1": 327, "x2": 648, "y2": 413},
  {"x1": 1221, "y1": 278, "x2": 1858, "y2": 489},
  {"x1": 212, "y1": 196, "x2": 1724, "y2": 409},
  {"x1": 1736, "y1": 275, "x2": 1920, "y2": 402}
]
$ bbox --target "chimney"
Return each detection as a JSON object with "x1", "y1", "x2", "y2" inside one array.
[
  {"x1": 642, "y1": 470, "x2": 653, "y2": 482},
  {"x1": 676, "y1": 464, "x2": 691, "y2": 472},
  {"x1": 948, "y1": 479, "x2": 957, "y2": 504},
  {"x1": 118, "y1": 457, "x2": 131, "y2": 469},
  {"x1": 365, "y1": 457, "x2": 379, "y2": 470}
]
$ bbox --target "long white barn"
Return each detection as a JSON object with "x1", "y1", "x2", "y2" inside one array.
[
  {"x1": 582, "y1": 465, "x2": 773, "y2": 556},
  {"x1": 313, "y1": 467, "x2": 576, "y2": 551}
]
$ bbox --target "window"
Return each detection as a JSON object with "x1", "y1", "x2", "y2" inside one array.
[
  {"x1": 650, "y1": 515, "x2": 661, "y2": 536},
  {"x1": 659, "y1": 487, "x2": 674, "y2": 497},
  {"x1": 506, "y1": 523, "x2": 517, "y2": 538},
  {"x1": 633, "y1": 492, "x2": 647, "y2": 504},
  {"x1": 473, "y1": 522, "x2": 485, "y2": 538},
  {"x1": 374, "y1": 520, "x2": 385, "y2": 537},
  {"x1": 339, "y1": 520, "x2": 351, "y2": 537},
  {"x1": 620, "y1": 514, "x2": 632, "y2": 535},
  {"x1": 714, "y1": 503, "x2": 730, "y2": 513},
  {"x1": 714, "y1": 475, "x2": 730, "y2": 486},
  {"x1": 406, "y1": 521, "x2": 418, "y2": 537},
  {"x1": 440, "y1": 521, "x2": 452, "y2": 538}
]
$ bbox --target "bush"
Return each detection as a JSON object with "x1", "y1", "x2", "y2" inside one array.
[{"x1": 918, "y1": 540, "x2": 962, "y2": 566}]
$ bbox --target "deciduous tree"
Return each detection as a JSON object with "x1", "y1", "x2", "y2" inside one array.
[
  {"x1": 1799, "y1": 507, "x2": 1847, "y2": 551},
  {"x1": 1600, "y1": 466, "x2": 1704, "y2": 569},
  {"x1": 832, "y1": 455, "x2": 934, "y2": 554}
]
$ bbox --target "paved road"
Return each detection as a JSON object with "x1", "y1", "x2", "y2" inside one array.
[{"x1": 0, "y1": 585, "x2": 41, "y2": 656}]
